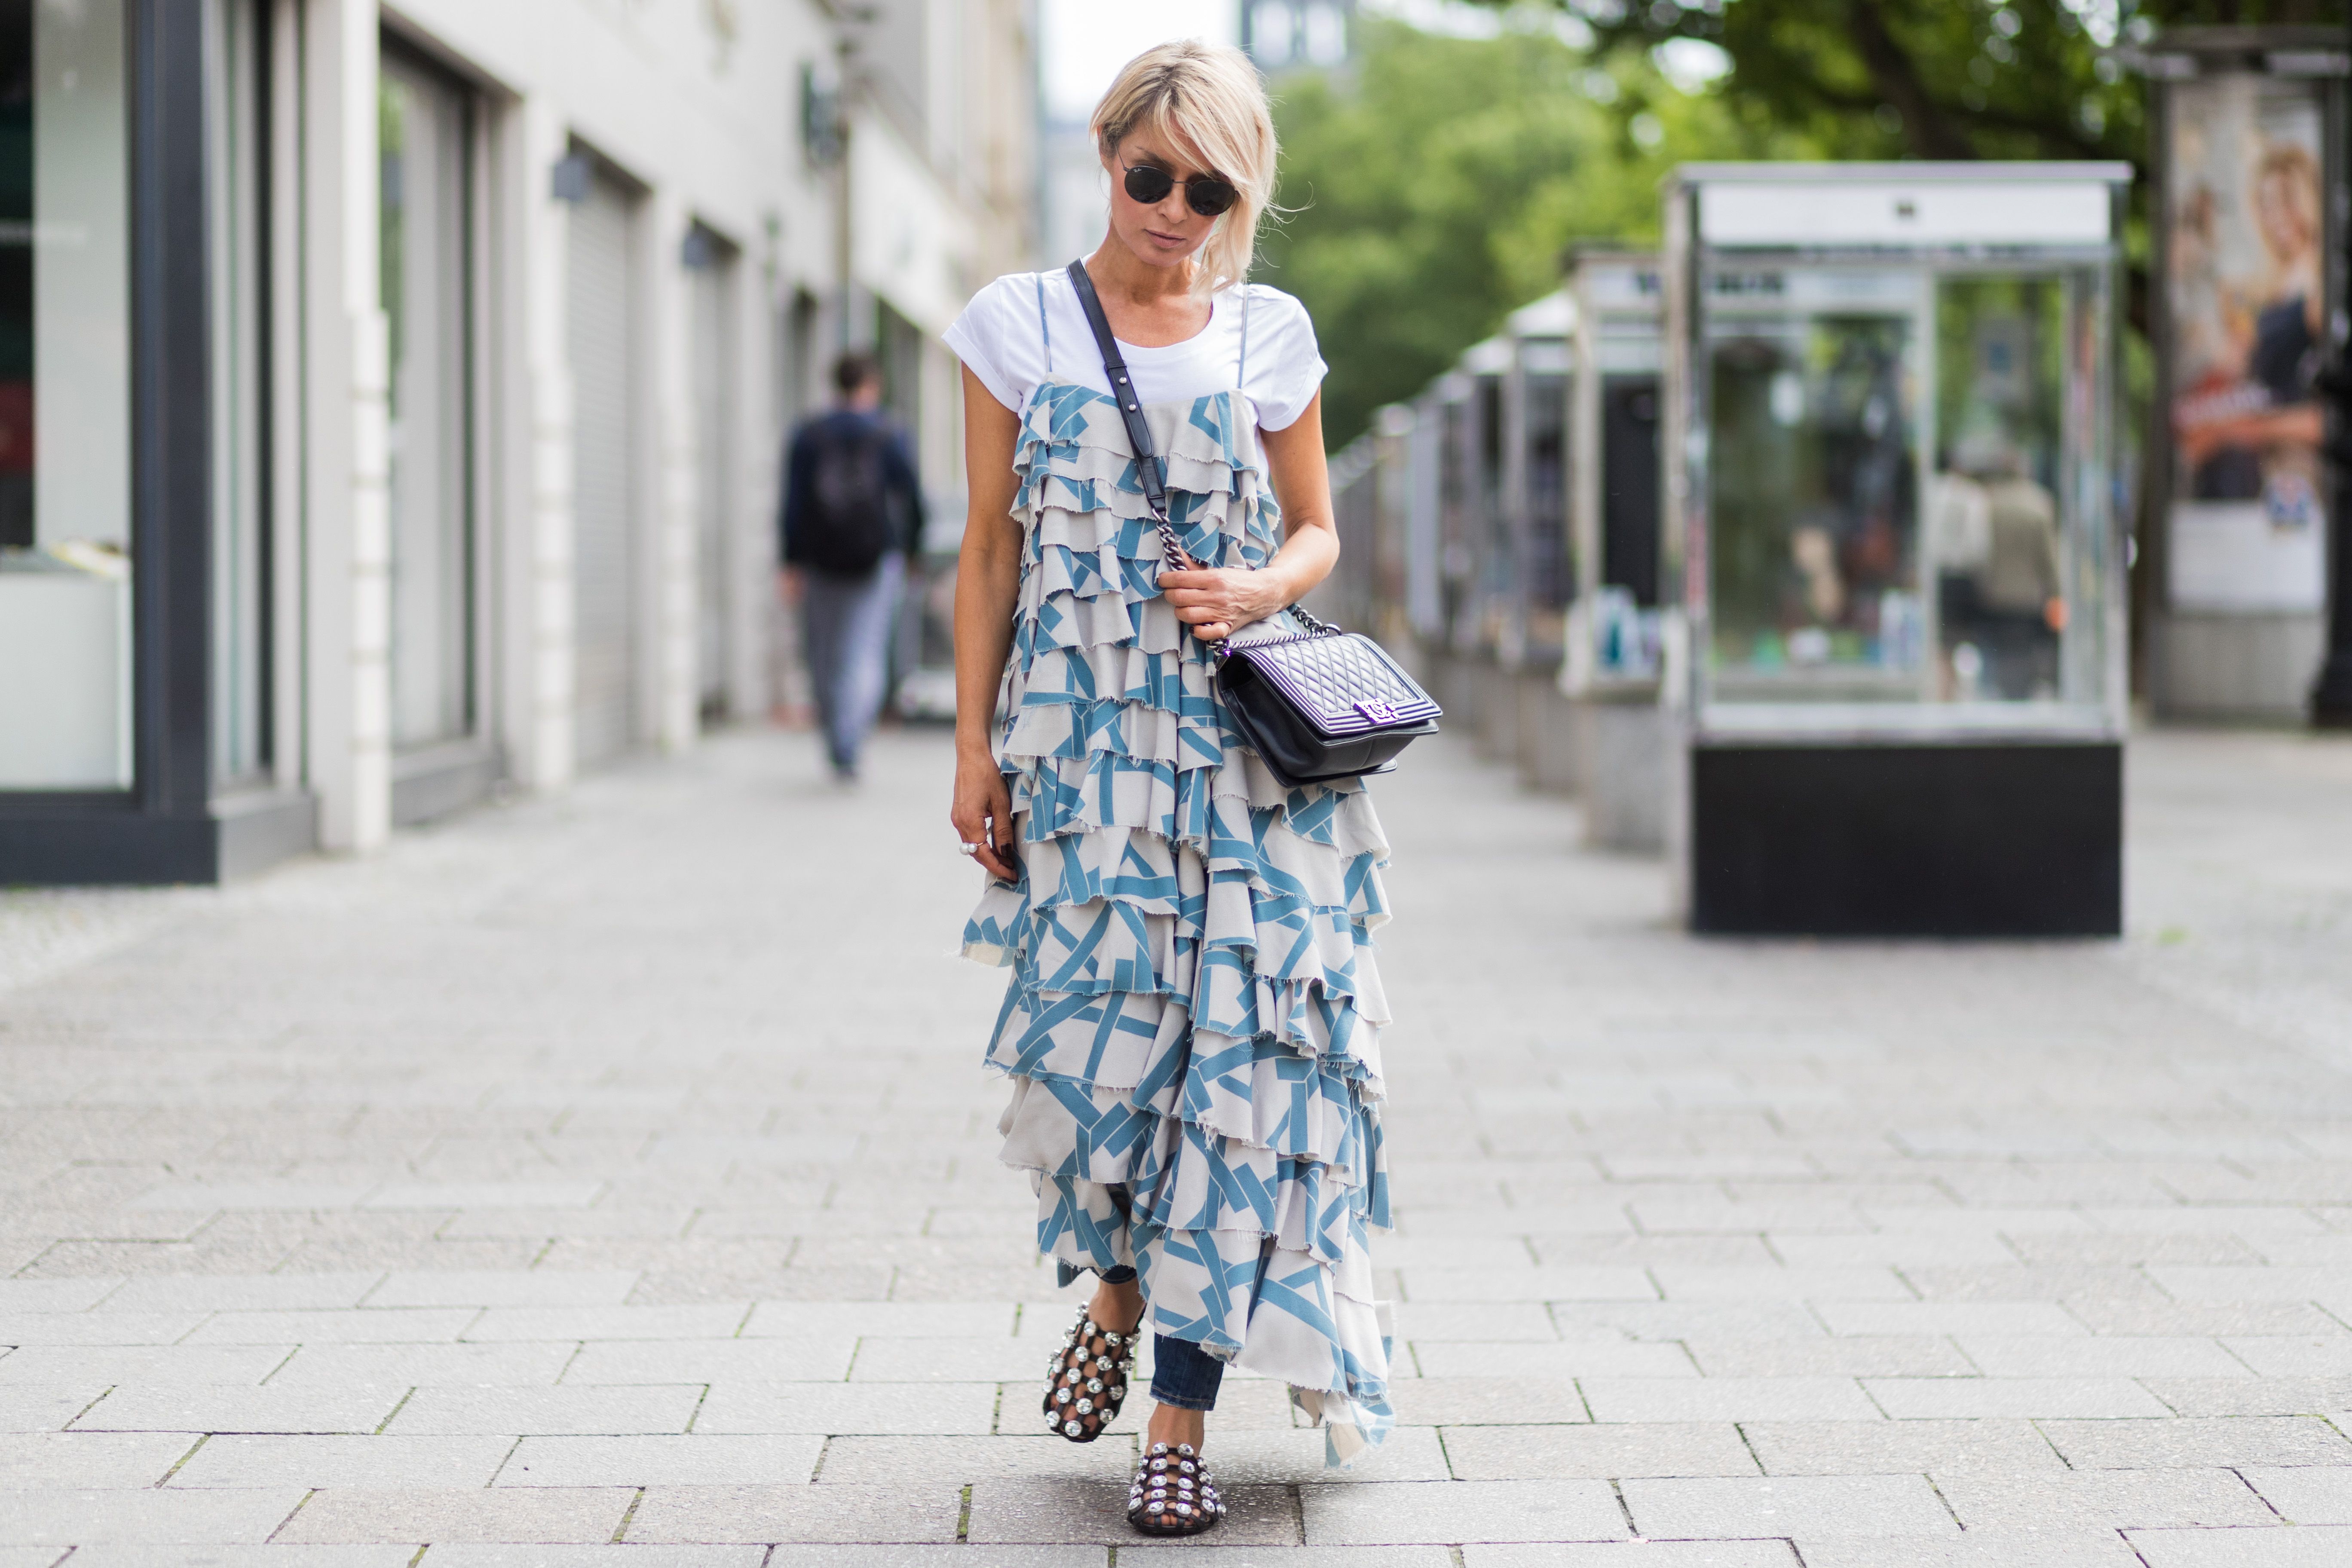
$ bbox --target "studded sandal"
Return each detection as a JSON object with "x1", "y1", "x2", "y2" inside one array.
[
  {"x1": 1128, "y1": 1441, "x2": 1223, "y2": 1535},
  {"x1": 1041, "y1": 1302, "x2": 1135, "y2": 1442}
]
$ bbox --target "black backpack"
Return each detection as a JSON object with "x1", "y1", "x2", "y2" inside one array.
[{"x1": 794, "y1": 418, "x2": 895, "y2": 573}]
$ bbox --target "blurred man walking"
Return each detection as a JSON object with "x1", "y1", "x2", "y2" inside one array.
[{"x1": 779, "y1": 353, "x2": 925, "y2": 781}]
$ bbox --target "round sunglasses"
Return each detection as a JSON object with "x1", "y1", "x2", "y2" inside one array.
[{"x1": 1121, "y1": 162, "x2": 1239, "y2": 218}]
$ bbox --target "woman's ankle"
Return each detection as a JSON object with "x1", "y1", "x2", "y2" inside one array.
[
  {"x1": 1088, "y1": 1278, "x2": 1144, "y2": 1334},
  {"x1": 1145, "y1": 1404, "x2": 1207, "y2": 1453}
]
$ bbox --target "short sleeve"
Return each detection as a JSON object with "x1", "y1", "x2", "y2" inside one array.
[
  {"x1": 1239, "y1": 286, "x2": 1327, "y2": 432},
  {"x1": 943, "y1": 274, "x2": 1047, "y2": 415}
]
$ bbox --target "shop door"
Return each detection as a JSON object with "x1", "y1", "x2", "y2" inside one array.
[
  {"x1": 688, "y1": 234, "x2": 734, "y2": 720},
  {"x1": 567, "y1": 164, "x2": 637, "y2": 768}
]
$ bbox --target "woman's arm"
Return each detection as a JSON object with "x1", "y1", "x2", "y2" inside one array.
[
  {"x1": 1158, "y1": 389, "x2": 1339, "y2": 642},
  {"x1": 950, "y1": 366, "x2": 1026, "y2": 882}
]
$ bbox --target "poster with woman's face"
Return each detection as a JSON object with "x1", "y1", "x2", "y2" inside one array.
[{"x1": 2165, "y1": 72, "x2": 2331, "y2": 613}]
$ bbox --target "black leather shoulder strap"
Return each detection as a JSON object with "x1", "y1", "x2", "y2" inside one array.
[{"x1": 1065, "y1": 260, "x2": 1170, "y2": 524}]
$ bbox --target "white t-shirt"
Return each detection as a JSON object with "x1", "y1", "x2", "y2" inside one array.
[{"x1": 943, "y1": 270, "x2": 1328, "y2": 432}]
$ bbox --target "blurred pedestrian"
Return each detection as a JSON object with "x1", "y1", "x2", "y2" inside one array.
[
  {"x1": 778, "y1": 352, "x2": 924, "y2": 781},
  {"x1": 943, "y1": 41, "x2": 1397, "y2": 1536}
]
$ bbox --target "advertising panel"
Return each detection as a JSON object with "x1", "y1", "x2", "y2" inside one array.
[{"x1": 2165, "y1": 70, "x2": 2331, "y2": 612}]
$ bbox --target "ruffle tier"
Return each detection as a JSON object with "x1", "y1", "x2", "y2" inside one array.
[{"x1": 962, "y1": 380, "x2": 1396, "y2": 1467}]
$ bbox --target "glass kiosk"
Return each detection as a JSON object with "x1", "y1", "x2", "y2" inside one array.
[
  {"x1": 1663, "y1": 163, "x2": 2133, "y2": 936},
  {"x1": 1563, "y1": 251, "x2": 1668, "y2": 848}
]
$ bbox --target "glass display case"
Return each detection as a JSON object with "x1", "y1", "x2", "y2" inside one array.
[
  {"x1": 1663, "y1": 163, "x2": 2133, "y2": 935},
  {"x1": 1502, "y1": 291, "x2": 1575, "y2": 667},
  {"x1": 1567, "y1": 251, "x2": 1666, "y2": 689}
]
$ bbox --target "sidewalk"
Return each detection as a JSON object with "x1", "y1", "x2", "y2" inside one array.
[{"x1": 1, "y1": 725, "x2": 2351, "y2": 1564}]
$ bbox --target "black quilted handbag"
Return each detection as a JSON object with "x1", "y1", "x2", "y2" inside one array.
[{"x1": 1066, "y1": 260, "x2": 1441, "y2": 788}]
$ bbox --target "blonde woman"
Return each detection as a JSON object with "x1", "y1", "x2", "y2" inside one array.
[{"x1": 944, "y1": 40, "x2": 1396, "y2": 1537}]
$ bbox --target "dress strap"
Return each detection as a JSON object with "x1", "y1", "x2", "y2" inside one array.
[{"x1": 1036, "y1": 272, "x2": 1053, "y2": 373}]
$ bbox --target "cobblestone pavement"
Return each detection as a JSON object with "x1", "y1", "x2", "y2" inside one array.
[{"x1": 3, "y1": 725, "x2": 2352, "y2": 1566}]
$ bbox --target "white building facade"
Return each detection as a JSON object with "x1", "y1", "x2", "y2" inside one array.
[{"x1": 0, "y1": 0, "x2": 1035, "y2": 883}]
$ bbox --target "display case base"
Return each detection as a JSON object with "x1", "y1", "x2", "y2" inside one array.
[
  {"x1": 0, "y1": 791, "x2": 315, "y2": 886},
  {"x1": 1688, "y1": 741, "x2": 2120, "y2": 937}
]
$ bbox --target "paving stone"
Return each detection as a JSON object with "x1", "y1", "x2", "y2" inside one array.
[
  {"x1": 1202, "y1": 1425, "x2": 1452, "y2": 1484},
  {"x1": 2040, "y1": 1415, "x2": 2352, "y2": 1469},
  {"x1": 1934, "y1": 1468, "x2": 2276, "y2": 1531},
  {"x1": 58, "y1": 1549, "x2": 416, "y2": 1567},
  {"x1": 1684, "y1": 1338, "x2": 1972, "y2": 1378},
  {"x1": 1739, "y1": 1418, "x2": 2064, "y2": 1476},
  {"x1": 0, "y1": 1383, "x2": 108, "y2": 1432},
  {"x1": 1298, "y1": 1479, "x2": 1627, "y2": 1544},
  {"x1": 100, "y1": 1273, "x2": 384, "y2": 1312},
  {"x1": 364, "y1": 1271, "x2": 641, "y2": 1308},
  {"x1": 2239, "y1": 1465, "x2": 2352, "y2": 1524},
  {"x1": 0, "y1": 1345, "x2": 291, "y2": 1384},
  {"x1": 763, "y1": 1550, "x2": 1110, "y2": 1568},
  {"x1": 383, "y1": 1384, "x2": 704, "y2": 1436},
  {"x1": 0, "y1": 1485, "x2": 307, "y2": 1542},
  {"x1": 496, "y1": 1433, "x2": 825, "y2": 1485},
  {"x1": 1789, "y1": 1535, "x2": 2147, "y2": 1567},
  {"x1": 1954, "y1": 1336, "x2": 2252, "y2": 1378},
  {"x1": 0, "y1": 1312, "x2": 210, "y2": 1345},
  {"x1": 1580, "y1": 1378, "x2": 1881, "y2": 1423},
  {"x1": 2140, "y1": 1378, "x2": 2352, "y2": 1417},
  {"x1": 625, "y1": 1482, "x2": 964, "y2": 1542},
  {"x1": 2125, "y1": 1525, "x2": 2352, "y2": 1566},
  {"x1": 463, "y1": 1305, "x2": 754, "y2": 1342},
  {"x1": 690, "y1": 1382, "x2": 1000, "y2": 1436},
  {"x1": 1814, "y1": 1303, "x2": 2088, "y2": 1337},
  {"x1": 1410, "y1": 1341, "x2": 1697, "y2": 1380},
  {"x1": 276, "y1": 1485, "x2": 635, "y2": 1544},
  {"x1": 166, "y1": 1433, "x2": 516, "y2": 1488},
  {"x1": 849, "y1": 1336, "x2": 1057, "y2": 1382},
  {"x1": 420, "y1": 1550, "x2": 768, "y2": 1566},
  {"x1": 184, "y1": 1309, "x2": 479, "y2": 1345},
  {"x1": 812, "y1": 1434, "x2": 1134, "y2": 1484},
  {"x1": 1620, "y1": 1475, "x2": 1957, "y2": 1539},
  {"x1": 1385, "y1": 1378, "x2": 1587, "y2": 1426},
  {"x1": 1440, "y1": 1422, "x2": 1758, "y2": 1479},
  {"x1": 68, "y1": 1383, "x2": 407, "y2": 1434},
  {"x1": 0, "y1": 1429, "x2": 195, "y2": 1486},
  {"x1": 266, "y1": 1341, "x2": 579, "y2": 1386},
  {"x1": 1862, "y1": 1378, "x2": 2173, "y2": 1419},
  {"x1": 1463, "y1": 1547, "x2": 1797, "y2": 1568},
  {"x1": 562, "y1": 1338, "x2": 855, "y2": 1384}
]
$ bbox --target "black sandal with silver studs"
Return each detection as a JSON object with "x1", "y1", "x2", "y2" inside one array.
[
  {"x1": 1041, "y1": 1302, "x2": 1135, "y2": 1442},
  {"x1": 1128, "y1": 1442, "x2": 1223, "y2": 1535}
]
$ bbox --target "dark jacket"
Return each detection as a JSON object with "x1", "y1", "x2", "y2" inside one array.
[{"x1": 779, "y1": 407, "x2": 926, "y2": 570}]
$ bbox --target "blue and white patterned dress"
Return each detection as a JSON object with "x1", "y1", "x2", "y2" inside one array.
[{"x1": 960, "y1": 302, "x2": 1397, "y2": 1465}]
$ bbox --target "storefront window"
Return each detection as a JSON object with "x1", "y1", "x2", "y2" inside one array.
[
  {"x1": 0, "y1": 0, "x2": 132, "y2": 790},
  {"x1": 380, "y1": 50, "x2": 474, "y2": 751},
  {"x1": 210, "y1": 0, "x2": 267, "y2": 786}
]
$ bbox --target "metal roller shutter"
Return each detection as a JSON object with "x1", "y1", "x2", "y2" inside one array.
[{"x1": 567, "y1": 166, "x2": 636, "y2": 768}]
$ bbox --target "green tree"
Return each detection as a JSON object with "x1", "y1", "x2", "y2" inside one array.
[{"x1": 1259, "y1": 17, "x2": 1800, "y2": 446}]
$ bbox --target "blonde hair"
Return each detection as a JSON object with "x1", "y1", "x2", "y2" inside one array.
[{"x1": 1091, "y1": 41, "x2": 1277, "y2": 296}]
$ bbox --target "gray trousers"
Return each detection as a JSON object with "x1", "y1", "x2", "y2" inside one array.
[{"x1": 799, "y1": 553, "x2": 905, "y2": 775}]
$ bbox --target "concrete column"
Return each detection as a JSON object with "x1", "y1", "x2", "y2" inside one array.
[
  {"x1": 505, "y1": 94, "x2": 576, "y2": 793},
  {"x1": 646, "y1": 185, "x2": 700, "y2": 753},
  {"x1": 726, "y1": 246, "x2": 776, "y2": 722},
  {"x1": 300, "y1": 0, "x2": 389, "y2": 852}
]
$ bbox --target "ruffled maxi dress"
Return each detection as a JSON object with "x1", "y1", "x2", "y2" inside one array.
[{"x1": 961, "y1": 357, "x2": 1398, "y2": 1466}]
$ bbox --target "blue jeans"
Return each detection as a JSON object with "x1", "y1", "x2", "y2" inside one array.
[
  {"x1": 799, "y1": 554, "x2": 904, "y2": 775},
  {"x1": 1097, "y1": 1266, "x2": 1225, "y2": 1412}
]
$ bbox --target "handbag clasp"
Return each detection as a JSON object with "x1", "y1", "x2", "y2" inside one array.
[{"x1": 1354, "y1": 699, "x2": 1400, "y2": 725}]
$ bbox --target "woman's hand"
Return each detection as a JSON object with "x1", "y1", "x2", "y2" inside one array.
[
  {"x1": 951, "y1": 746, "x2": 1020, "y2": 882},
  {"x1": 1159, "y1": 566, "x2": 1291, "y2": 643}
]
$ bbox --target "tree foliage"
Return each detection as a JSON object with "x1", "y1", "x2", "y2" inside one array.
[
  {"x1": 1539, "y1": 0, "x2": 2344, "y2": 171},
  {"x1": 1259, "y1": 17, "x2": 1804, "y2": 446}
]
